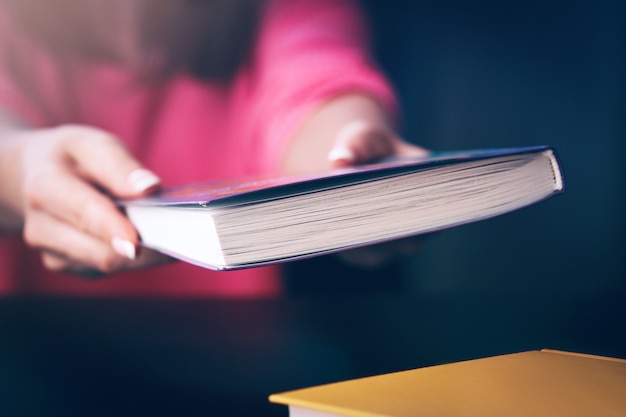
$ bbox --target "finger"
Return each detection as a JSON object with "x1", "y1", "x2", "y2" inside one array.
[
  {"x1": 132, "y1": 248, "x2": 175, "y2": 270},
  {"x1": 51, "y1": 125, "x2": 161, "y2": 198},
  {"x1": 394, "y1": 140, "x2": 430, "y2": 158},
  {"x1": 336, "y1": 237, "x2": 423, "y2": 269},
  {"x1": 328, "y1": 120, "x2": 393, "y2": 167},
  {"x1": 40, "y1": 250, "x2": 83, "y2": 275},
  {"x1": 40, "y1": 251, "x2": 107, "y2": 279},
  {"x1": 337, "y1": 246, "x2": 394, "y2": 269},
  {"x1": 40, "y1": 250, "x2": 72, "y2": 272},
  {"x1": 328, "y1": 120, "x2": 429, "y2": 168},
  {"x1": 23, "y1": 167, "x2": 138, "y2": 259},
  {"x1": 40, "y1": 247, "x2": 173, "y2": 278},
  {"x1": 23, "y1": 208, "x2": 132, "y2": 273}
]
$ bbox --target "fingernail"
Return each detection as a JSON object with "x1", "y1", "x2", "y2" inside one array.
[
  {"x1": 111, "y1": 237, "x2": 136, "y2": 260},
  {"x1": 328, "y1": 147, "x2": 355, "y2": 163},
  {"x1": 128, "y1": 168, "x2": 160, "y2": 193}
]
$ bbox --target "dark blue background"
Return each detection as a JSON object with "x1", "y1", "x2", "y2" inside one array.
[
  {"x1": 364, "y1": 0, "x2": 625, "y2": 298},
  {"x1": 288, "y1": 0, "x2": 626, "y2": 354},
  {"x1": 289, "y1": 0, "x2": 626, "y2": 310}
]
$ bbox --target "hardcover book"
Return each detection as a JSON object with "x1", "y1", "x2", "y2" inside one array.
[
  {"x1": 269, "y1": 350, "x2": 626, "y2": 417},
  {"x1": 120, "y1": 146, "x2": 564, "y2": 270}
]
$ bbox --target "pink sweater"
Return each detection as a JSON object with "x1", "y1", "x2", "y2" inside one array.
[{"x1": 0, "y1": 0, "x2": 396, "y2": 297}]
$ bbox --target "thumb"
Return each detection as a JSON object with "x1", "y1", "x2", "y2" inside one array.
[
  {"x1": 58, "y1": 125, "x2": 161, "y2": 198},
  {"x1": 327, "y1": 120, "x2": 428, "y2": 168},
  {"x1": 328, "y1": 120, "x2": 393, "y2": 168}
]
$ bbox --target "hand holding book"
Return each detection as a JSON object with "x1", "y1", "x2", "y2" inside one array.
[
  {"x1": 0, "y1": 94, "x2": 422, "y2": 277},
  {"x1": 0, "y1": 122, "x2": 170, "y2": 277},
  {"x1": 325, "y1": 119, "x2": 429, "y2": 268},
  {"x1": 283, "y1": 94, "x2": 430, "y2": 269}
]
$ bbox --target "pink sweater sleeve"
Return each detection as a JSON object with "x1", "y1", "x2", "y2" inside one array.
[
  {"x1": 232, "y1": 0, "x2": 398, "y2": 173},
  {"x1": 0, "y1": 0, "x2": 398, "y2": 173}
]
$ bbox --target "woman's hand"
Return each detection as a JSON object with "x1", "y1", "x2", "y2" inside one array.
[
  {"x1": 2, "y1": 124, "x2": 171, "y2": 276},
  {"x1": 326, "y1": 119, "x2": 427, "y2": 167},
  {"x1": 282, "y1": 94, "x2": 428, "y2": 173},
  {"x1": 327, "y1": 120, "x2": 428, "y2": 269},
  {"x1": 284, "y1": 94, "x2": 429, "y2": 269}
]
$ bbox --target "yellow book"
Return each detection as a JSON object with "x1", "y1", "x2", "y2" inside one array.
[{"x1": 269, "y1": 350, "x2": 626, "y2": 417}]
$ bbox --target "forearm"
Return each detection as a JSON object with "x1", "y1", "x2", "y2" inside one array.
[{"x1": 0, "y1": 107, "x2": 29, "y2": 232}]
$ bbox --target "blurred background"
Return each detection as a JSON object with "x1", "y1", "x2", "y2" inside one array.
[
  {"x1": 287, "y1": 0, "x2": 626, "y2": 350},
  {"x1": 290, "y1": 0, "x2": 625, "y2": 304},
  {"x1": 368, "y1": 0, "x2": 625, "y2": 299},
  {"x1": 1, "y1": 0, "x2": 624, "y2": 416}
]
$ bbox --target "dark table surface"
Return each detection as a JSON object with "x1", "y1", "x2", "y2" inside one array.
[{"x1": 1, "y1": 291, "x2": 624, "y2": 417}]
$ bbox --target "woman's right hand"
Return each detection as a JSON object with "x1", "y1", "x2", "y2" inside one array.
[{"x1": 4, "y1": 124, "x2": 171, "y2": 276}]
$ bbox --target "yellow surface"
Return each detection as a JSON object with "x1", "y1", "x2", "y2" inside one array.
[{"x1": 269, "y1": 350, "x2": 626, "y2": 417}]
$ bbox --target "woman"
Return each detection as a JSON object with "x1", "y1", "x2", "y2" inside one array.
[{"x1": 0, "y1": 0, "x2": 424, "y2": 297}]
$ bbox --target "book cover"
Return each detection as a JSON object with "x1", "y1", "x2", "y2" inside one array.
[
  {"x1": 124, "y1": 145, "x2": 562, "y2": 207},
  {"x1": 269, "y1": 350, "x2": 626, "y2": 417}
]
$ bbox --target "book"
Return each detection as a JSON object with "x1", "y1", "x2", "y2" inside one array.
[
  {"x1": 120, "y1": 146, "x2": 564, "y2": 271},
  {"x1": 269, "y1": 349, "x2": 626, "y2": 417}
]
